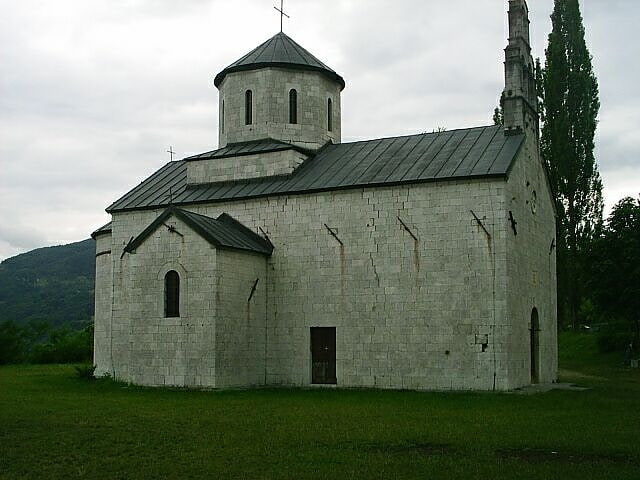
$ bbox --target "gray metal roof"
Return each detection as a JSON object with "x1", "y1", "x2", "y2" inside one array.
[
  {"x1": 107, "y1": 125, "x2": 524, "y2": 213},
  {"x1": 184, "y1": 138, "x2": 309, "y2": 161},
  {"x1": 91, "y1": 222, "x2": 112, "y2": 239},
  {"x1": 124, "y1": 206, "x2": 273, "y2": 256},
  {"x1": 214, "y1": 32, "x2": 345, "y2": 90}
]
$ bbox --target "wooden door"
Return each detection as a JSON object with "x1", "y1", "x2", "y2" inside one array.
[
  {"x1": 530, "y1": 308, "x2": 540, "y2": 384},
  {"x1": 311, "y1": 327, "x2": 336, "y2": 384}
]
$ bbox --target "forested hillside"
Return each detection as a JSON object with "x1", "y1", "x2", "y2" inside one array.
[{"x1": 0, "y1": 239, "x2": 95, "y2": 327}]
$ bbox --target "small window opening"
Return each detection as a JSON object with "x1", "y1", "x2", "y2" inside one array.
[
  {"x1": 165, "y1": 270, "x2": 180, "y2": 317},
  {"x1": 289, "y1": 89, "x2": 298, "y2": 124},
  {"x1": 327, "y1": 98, "x2": 333, "y2": 132},
  {"x1": 221, "y1": 100, "x2": 225, "y2": 133},
  {"x1": 245, "y1": 90, "x2": 253, "y2": 125}
]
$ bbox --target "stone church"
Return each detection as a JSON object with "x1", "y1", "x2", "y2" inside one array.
[{"x1": 92, "y1": 0, "x2": 557, "y2": 390}]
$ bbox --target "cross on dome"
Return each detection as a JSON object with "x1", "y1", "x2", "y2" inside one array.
[{"x1": 273, "y1": 0, "x2": 289, "y2": 32}]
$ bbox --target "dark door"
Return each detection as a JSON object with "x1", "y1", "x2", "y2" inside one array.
[
  {"x1": 530, "y1": 308, "x2": 540, "y2": 384},
  {"x1": 311, "y1": 327, "x2": 336, "y2": 384}
]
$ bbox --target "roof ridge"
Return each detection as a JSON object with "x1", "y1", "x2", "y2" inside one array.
[
  {"x1": 341, "y1": 125, "x2": 499, "y2": 147},
  {"x1": 283, "y1": 33, "x2": 332, "y2": 71},
  {"x1": 183, "y1": 138, "x2": 311, "y2": 162},
  {"x1": 123, "y1": 206, "x2": 272, "y2": 255}
]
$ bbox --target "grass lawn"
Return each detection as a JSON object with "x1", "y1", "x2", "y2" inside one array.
[{"x1": 1, "y1": 332, "x2": 639, "y2": 479}]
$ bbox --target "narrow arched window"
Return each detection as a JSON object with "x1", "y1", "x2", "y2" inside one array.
[
  {"x1": 165, "y1": 270, "x2": 180, "y2": 317},
  {"x1": 327, "y1": 98, "x2": 333, "y2": 132},
  {"x1": 245, "y1": 90, "x2": 253, "y2": 125},
  {"x1": 221, "y1": 99, "x2": 225, "y2": 133},
  {"x1": 289, "y1": 89, "x2": 297, "y2": 124}
]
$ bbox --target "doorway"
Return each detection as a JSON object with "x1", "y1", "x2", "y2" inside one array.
[
  {"x1": 311, "y1": 327, "x2": 336, "y2": 384},
  {"x1": 530, "y1": 308, "x2": 540, "y2": 384}
]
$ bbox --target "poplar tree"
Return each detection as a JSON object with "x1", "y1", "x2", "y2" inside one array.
[{"x1": 540, "y1": 0, "x2": 603, "y2": 328}]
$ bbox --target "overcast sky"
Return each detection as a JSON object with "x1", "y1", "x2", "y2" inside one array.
[{"x1": 1, "y1": 0, "x2": 638, "y2": 261}]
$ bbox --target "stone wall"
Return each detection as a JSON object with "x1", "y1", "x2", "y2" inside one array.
[
  {"x1": 186, "y1": 149, "x2": 308, "y2": 185},
  {"x1": 93, "y1": 233, "x2": 113, "y2": 377},
  {"x1": 105, "y1": 180, "x2": 511, "y2": 390},
  {"x1": 504, "y1": 133, "x2": 558, "y2": 387},
  {"x1": 215, "y1": 249, "x2": 268, "y2": 388},
  {"x1": 109, "y1": 214, "x2": 219, "y2": 387},
  {"x1": 218, "y1": 68, "x2": 341, "y2": 150}
]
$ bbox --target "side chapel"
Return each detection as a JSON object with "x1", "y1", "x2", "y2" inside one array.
[{"x1": 92, "y1": 0, "x2": 557, "y2": 390}]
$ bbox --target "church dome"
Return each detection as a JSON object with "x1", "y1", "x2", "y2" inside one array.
[{"x1": 214, "y1": 32, "x2": 345, "y2": 91}]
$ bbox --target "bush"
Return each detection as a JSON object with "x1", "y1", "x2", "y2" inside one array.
[
  {"x1": 30, "y1": 324, "x2": 93, "y2": 364},
  {"x1": 0, "y1": 320, "x2": 94, "y2": 365},
  {"x1": 597, "y1": 329, "x2": 632, "y2": 354},
  {"x1": 74, "y1": 364, "x2": 97, "y2": 380},
  {"x1": 0, "y1": 320, "x2": 26, "y2": 364}
]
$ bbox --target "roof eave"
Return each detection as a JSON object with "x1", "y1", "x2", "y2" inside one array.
[
  {"x1": 122, "y1": 206, "x2": 273, "y2": 256},
  {"x1": 214, "y1": 63, "x2": 346, "y2": 91},
  {"x1": 109, "y1": 173, "x2": 509, "y2": 214}
]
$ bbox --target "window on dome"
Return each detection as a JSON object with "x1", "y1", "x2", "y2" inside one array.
[
  {"x1": 245, "y1": 90, "x2": 253, "y2": 125},
  {"x1": 221, "y1": 100, "x2": 225, "y2": 133},
  {"x1": 289, "y1": 89, "x2": 298, "y2": 124}
]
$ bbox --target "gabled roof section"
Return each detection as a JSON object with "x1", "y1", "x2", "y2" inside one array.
[
  {"x1": 184, "y1": 138, "x2": 310, "y2": 162},
  {"x1": 107, "y1": 125, "x2": 525, "y2": 213},
  {"x1": 124, "y1": 206, "x2": 273, "y2": 256},
  {"x1": 214, "y1": 32, "x2": 345, "y2": 90},
  {"x1": 91, "y1": 222, "x2": 112, "y2": 239}
]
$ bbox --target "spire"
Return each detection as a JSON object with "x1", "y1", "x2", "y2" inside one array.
[
  {"x1": 502, "y1": 0, "x2": 538, "y2": 135},
  {"x1": 508, "y1": 0, "x2": 531, "y2": 46}
]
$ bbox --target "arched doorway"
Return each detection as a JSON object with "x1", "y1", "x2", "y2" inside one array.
[{"x1": 530, "y1": 308, "x2": 540, "y2": 384}]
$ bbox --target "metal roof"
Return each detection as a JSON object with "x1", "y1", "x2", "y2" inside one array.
[
  {"x1": 91, "y1": 222, "x2": 112, "y2": 239},
  {"x1": 214, "y1": 32, "x2": 345, "y2": 90},
  {"x1": 124, "y1": 206, "x2": 273, "y2": 256},
  {"x1": 107, "y1": 125, "x2": 524, "y2": 213},
  {"x1": 184, "y1": 138, "x2": 309, "y2": 161}
]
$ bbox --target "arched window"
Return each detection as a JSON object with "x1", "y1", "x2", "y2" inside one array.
[
  {"x1": 289, "y1": 89, "x2": 297, "y2": 124},
  {"x1": 327, "y1": 98, "x2": 333, "y2": 132},
  {"x1": 245, "y1": 90, "x2": 253, "y2": 125},
  {"x1": 165, "y1": 270, "x2": 180, "y2": 317}
]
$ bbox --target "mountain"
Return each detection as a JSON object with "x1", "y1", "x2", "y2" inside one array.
[{"x1": 0, "y1": 239, "x2": 95, "y2": 328}]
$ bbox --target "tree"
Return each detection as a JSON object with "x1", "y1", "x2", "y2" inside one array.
[
  {"x1": 540, "y1": 0, "x2": 603, "y2": 328},
  {"x1": 492, "y1": 98, "x2": 503, "y2": 126},
  {"x1": 587, "y1": 196, "x2": 640, "y2": 348},
  {"x1": 0, "y1": 320, "x2": 26, "y2": 364}
]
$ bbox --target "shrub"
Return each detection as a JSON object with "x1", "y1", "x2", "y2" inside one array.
[
  {"x1": 74, "y1": 364, "x2": 97, "y2": 380},
  {"x1": 597, "y1": 328, "x2": 632, "y2": 354},
  {"x1": 29, "y1": 324, "x2": 93, "y2": 364},
  {"x1": 0, "y1": 320, "x2": 26, "y2": 364}
]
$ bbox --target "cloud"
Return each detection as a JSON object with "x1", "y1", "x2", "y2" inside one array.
[{"x1": 0, "y1": 0, "x2": 638, "y2": 261}]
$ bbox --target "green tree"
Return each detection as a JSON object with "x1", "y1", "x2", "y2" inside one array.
[
  {"x1": 540, "y1": 0, "x2": 603, "y2": 328},
  {"x1": 587, "y1": 196, "x2": 640, "y2": 348},
  {"x1": 0, "y1": 320, "x2": 26, "y2": 364},
  {"x1": 492, "y1": 99, "x2": 503, "y2": 126}
]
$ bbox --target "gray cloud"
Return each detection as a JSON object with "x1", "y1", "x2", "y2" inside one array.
[{"x1": 1, "y1": 0, "x2": 638, "y2": 260}]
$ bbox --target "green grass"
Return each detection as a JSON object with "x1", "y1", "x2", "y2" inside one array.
[{"x1": 1, "y1": 333, "x2": 639, "y2": 479}]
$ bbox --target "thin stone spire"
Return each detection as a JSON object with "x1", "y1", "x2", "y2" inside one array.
[{"x1": 502, "y1": 0, "x2": 538, "y2": 135}]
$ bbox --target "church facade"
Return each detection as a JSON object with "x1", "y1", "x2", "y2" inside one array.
[{"x1": 92, "y1": 0, "x2": 557, "y2": 390}]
